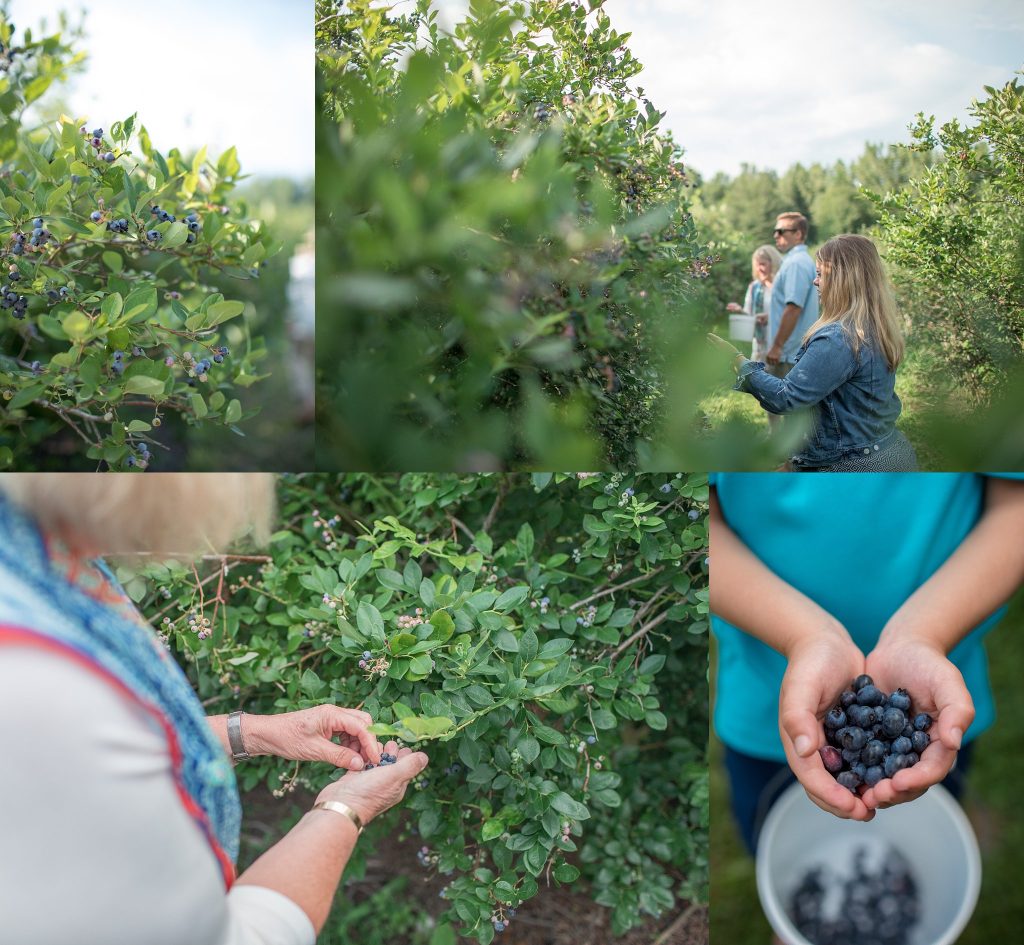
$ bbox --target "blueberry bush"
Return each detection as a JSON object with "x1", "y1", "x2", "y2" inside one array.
[
  {"x1": 0, "y1": 10, "x2": 278, "y2": 470},
  {"x1": 872, "y1": 71, "x2": 1024, "y2": 393},
  {"x1": 316, "y1": 0, "x2": 720, "y2": 470},
  {"x1": 131, "y1": 472, "x2": 710, "y2": 941}
]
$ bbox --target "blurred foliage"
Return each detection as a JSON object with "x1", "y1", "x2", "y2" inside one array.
[
  {"x1": 131, "y1": 472, "x2": 709, "y2": 942},
  {"x1": 316, "y1": 0, "x2": 727, "y2": 470},
  {"x1": 0, "y1": 7, "x2": 281, "y2": 470},
  {"x1": 873, "y1": 71, "x2": 1024, "y2": 394}
]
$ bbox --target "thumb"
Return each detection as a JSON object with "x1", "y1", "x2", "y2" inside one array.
[
  {"x1": 780, "y1": 706, "x2": 821, "y2": 759},
  {"x1": 393, "y1": 751, "x2": 430, "y2": 781}
]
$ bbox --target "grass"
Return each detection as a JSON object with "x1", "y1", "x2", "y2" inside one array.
[{"x1": 709, "y1": 587, "x2": 1024, "y2": 944}]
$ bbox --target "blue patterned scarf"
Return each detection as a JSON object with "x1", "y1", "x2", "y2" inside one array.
[{"x1": 0, "y1": 493, "x2": 241, "y2": 882}]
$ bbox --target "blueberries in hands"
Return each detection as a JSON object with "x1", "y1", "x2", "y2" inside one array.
[{"x1": 820, "y1": 675, "x2": 934, "y2": 794}]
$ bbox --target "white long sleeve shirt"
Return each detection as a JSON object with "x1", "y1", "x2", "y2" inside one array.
[{"x1": 0, "y1": 647, "x2": 315, "y2": 945}]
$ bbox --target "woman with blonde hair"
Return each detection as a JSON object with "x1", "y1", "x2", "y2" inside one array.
[
  {"x1": 726, "y1": 244, "x2": 783, "y2": 362},
  {"x1": 711, "y1": 234, "x2": 917, "y2": 471},
  {"x1": 0, "y1": 474, "x2": 428, "y2": 945}
]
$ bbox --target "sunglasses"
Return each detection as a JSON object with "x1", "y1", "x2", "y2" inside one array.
[{"x1": 773, "y1": 227, "x2": 798, "y2": 235}]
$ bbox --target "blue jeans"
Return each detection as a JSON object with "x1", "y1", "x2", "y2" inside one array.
[{"x1": 723, "y1": 740, "x2": 976, "y2": 855}]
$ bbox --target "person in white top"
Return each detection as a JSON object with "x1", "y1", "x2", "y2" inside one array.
[{"x1": 0, "y1": 473, "x2": 429, "y2": 945}]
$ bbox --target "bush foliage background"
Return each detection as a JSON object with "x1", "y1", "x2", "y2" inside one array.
[
  {"x1": 131, "y1": 472, "x2": 710, "y2": 942},
  {"x1": 316, "y1": 0, "x2": 729, "y2": 471},
  {"x1": 0, "y1": 7, "x2": 286, "y2": 470}
]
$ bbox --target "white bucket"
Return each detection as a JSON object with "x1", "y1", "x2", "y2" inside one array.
[
  {"x1": 728, "y1": 312, "x2": 755, "y2": 341},
  {"x1": 756, "y1": 782, "x2": 981, "y2": 945}
]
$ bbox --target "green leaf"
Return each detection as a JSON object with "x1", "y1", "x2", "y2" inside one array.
[
  {"x1": 102, "y1": 251, "x2": 123, "y2": 273},
  {"x1": 122, "y1": 375, "x2": 167, "y2": 397},
  {"x1": 522, "y1": 843, "x2": 549, "y2": 876},
  {"x1": 481, "y1": 819, "x2": 505, "y2": 842},
  {"x1": 205, "y1": 299, "x2": 245, "y2": 327},
  {"x1": 162, "y1": 221, "x2": 189, "y2": 249},
  {"x1": 494, "y1": 585, "x2": 529, "y2": 610},
  {"x1": 224, "y1": 399, "x2": 242, "y2": 424},
  {"x1": 9, "y1": 383, "x2": 46, "y2": 409},
  {"x1": 62, "y1": 310, "x2": 92, "y2": 341},
  {"x1": 189, "y1": 392, "x2": 208, "y2": 418},
  {"x1": 550, "y1": 792, "x2": 590, "y2": 820},
  {"x1": 121, "y1": 286, "x2": 158, "y2": 323},
  {"x1": 494, "y1": 629, "x2": 519, "y2": 653},
  {"x1": 428, "y1": 610, "x2": 455, "y2": 642},
  {"x1": 101, "y1": 293, "x2": 124, "y2": 320},
  {"x1": 516, "y1": 735, "x2": 540, "y2": 764},
  {"x1": 553, "y1": 863, "x2": 581, "y2": 883}
]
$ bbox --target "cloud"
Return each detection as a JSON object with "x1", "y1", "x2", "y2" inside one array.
[{"x1": 8, "y1": 0, "x2": 312, "y2": 179}]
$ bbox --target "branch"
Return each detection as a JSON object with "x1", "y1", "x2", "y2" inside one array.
[
  {"x1": 611, "y1": 610, "x2": 671, "y2": 661},
  {"x1": 569, "y1": 566, "x2": 663, "y2": 610}
]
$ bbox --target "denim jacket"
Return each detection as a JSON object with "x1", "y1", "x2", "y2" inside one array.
[{"x1": 734, "y1": 322, "x2": 902, "y2": 466}]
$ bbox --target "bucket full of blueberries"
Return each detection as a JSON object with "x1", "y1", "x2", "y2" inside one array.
[{"x1": 756, "y1": 778, "x2": 981, "y2": 945}]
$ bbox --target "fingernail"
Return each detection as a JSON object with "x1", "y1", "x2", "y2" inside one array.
[
  {"x1": 794, "y1": 735, "x2": 811, "y2": 756},
  {"x1": 950, "y1": 727, "x2": 963, "y2": 750}
]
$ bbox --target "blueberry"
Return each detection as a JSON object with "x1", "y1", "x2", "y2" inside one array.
[
  {"x1": 493, "y1": 921, "x2": 506, "y2": 932},
  {"x1": 91, "y1": 127, "x2": 103, "y2": 138},
  {"x1": 836, "y1": 770, "x2": 861, "y2": 792},
  {"x1": 660, "y1": 483, "x2": 671, "y2": 494},
  {"x1": 362, "y1": 650, "x2": 372, "y2": 659},
  {"x1": 851, "y1": 762, "x2": 868, "y2": 782},
  {"x1": 902, "y1": 722, "x2": 915, "y2": 739},
  {"x1": 842, "y1": 747, "x2": 863, "y2": 766},
  {"x1": 912, "y1": 713, "x2": 933, "y2": 732},
  {"x1": 862, "y1": 739, "x2": 886, "y2": 766},
  {"x1": 840, "y1": 689, "x2": 857, "y2": 708},
  {"x1": 887, "y1": 688, "x2": 912, "y2": 712},
  {"x1": 847, "y1": 704, "x2": 874, "y2": 729},
  {"x1": 905, "y1": 751, "x2": 920, "y2": 767},
  {"x1": 840, "y1": 726, "x2": 868, "y2": 751},
  {"x1": 146, "y1": 229, "x2": 161, "y2": 241},
  {"x1": 824, "y1": 706, "x2": 846, "y2": 730},
  {"x1": 910, "y1": 730, "x2": 930, "y2": 754},
  {"x1": 91, "y1": 136, "x2": 102, "y2": 148},
  {"x1": 853, "y1": 674, "x2": 874, "y2": 692},
  {"x1": 90, "y1": 210, "x2": 103, "y2": 222},
  {"x1": 883, "y1": 753, "x2": 908, "y2": 778},
  {"x1": 864, "y1": 765, "x2": 884, "y2": 787},
  {"x1": 882, "y1": 707, "x2": 906, "y2": 737},
  {"x1": 856, "y1": 685, "x2": 885, "y2": 707},
  {"x1": 586, "y1": 735, "x2": 596, "y2": 745},
  {"x1": 103, "y1": 152, "x2": 115, "y2": 163},
  {"x1": 891, "y1": 736, "x2": 912, "y2": 755},
  {"x1": 32, "y1": 217, "x2": 43, "y2": 228}
]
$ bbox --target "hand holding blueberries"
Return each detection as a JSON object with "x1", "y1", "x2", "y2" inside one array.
[
  {"x1": 316, "y1": 739, "x2": 429, "y2": 827},
  {"x1": 861, "y1": 633, "x2": 975, "y2": 810},
  {"x1": 778, "y1": 627, "x2": 874, "y2": 821},
  {"x1": 243, "y1": 704, "x2": 383, "y2": 770}
]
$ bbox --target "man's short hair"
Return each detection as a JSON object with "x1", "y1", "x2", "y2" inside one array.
[{"x1": 776, "y1": 211, "x2": 808, "y2": 239}]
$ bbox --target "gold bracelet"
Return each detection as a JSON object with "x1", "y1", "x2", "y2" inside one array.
[{"x1": 311, "y1": 799, "x2": 364, "y2": 835}]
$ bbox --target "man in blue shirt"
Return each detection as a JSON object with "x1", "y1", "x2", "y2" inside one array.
[{"x1": 766, "y1": 213, "x2": 819, "y2": 398}]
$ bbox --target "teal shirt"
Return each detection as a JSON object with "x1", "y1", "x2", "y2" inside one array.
[
  {"x1": 712, "y1": 473, "x2": 1024, "y2": 761},
  {"x1": 768, "y1": 244, "x2": 819, "y2": 363}
]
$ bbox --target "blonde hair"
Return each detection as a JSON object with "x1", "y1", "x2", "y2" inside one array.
[
  {"x1": 0, "y1": 473, "x2": 275, "y2": 559},
  {"x1": 752, "y1": 244, "x2": 783, "y2": 281},
  {"x1": 804, "y1": 234, "x2": 904, "y2": 370},
  {"x1": 776, "y1": 211, "x2": 808, "y2": 239}
]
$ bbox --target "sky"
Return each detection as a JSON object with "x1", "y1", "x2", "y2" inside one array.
[
  {"x1": 431, "y1": 0, "x2": 1024, "y2": 178},
  {"x1": 7, "y1": 0, "x2": 312, "y2": 180}
]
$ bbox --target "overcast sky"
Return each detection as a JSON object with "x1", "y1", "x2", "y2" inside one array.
[
  {"x1": 8, "y1": 0, "x2": 312, "y2": 180},
  {"x1": 432, "y1": 0, "x2": 1024, "y2": 178}
]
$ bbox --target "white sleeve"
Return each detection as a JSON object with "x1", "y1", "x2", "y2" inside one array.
[{"x1": 0, "y1": 648, "x2": 315, "y2": 945}]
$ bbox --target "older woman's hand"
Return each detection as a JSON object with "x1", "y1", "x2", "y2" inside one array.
[
  {"x1": 246, "y1": 704, "x2": 382, "y2": 769},
  {"x1": 315, "y1": 740, "x2": 429, "y2": 825}
]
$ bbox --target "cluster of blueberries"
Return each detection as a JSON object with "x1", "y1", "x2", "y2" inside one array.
[
  {"x1": 106, "y1": 216, "x2": 132, "y2": 235},
  {"x1": 125, "y1": 441, "x2": 152, "y2": 469},
  {"x1": 9, "y1": 216, "x2": 51, "y2": 257},
  {"x1": 491, "y1": 912, "x2": 514, "y2": 933},
  {"x1": 790, "y1": 847, "x2": 920, "y2": 945},
  {"x1": 362, "y1": 751, "x2": 397, "y2": 771},
  {"x1": 149, "y1": 206, "x2": 203, "y2": 244},
  {"x1": 821, "y1": 675, "x2": 933, "y2": 793},
  {"x1": 80, "y1": 125, "x2": 116, "y2": 163},
  {"x1": 1, "y1": 265, "x2": 28, "y2": 318}
]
